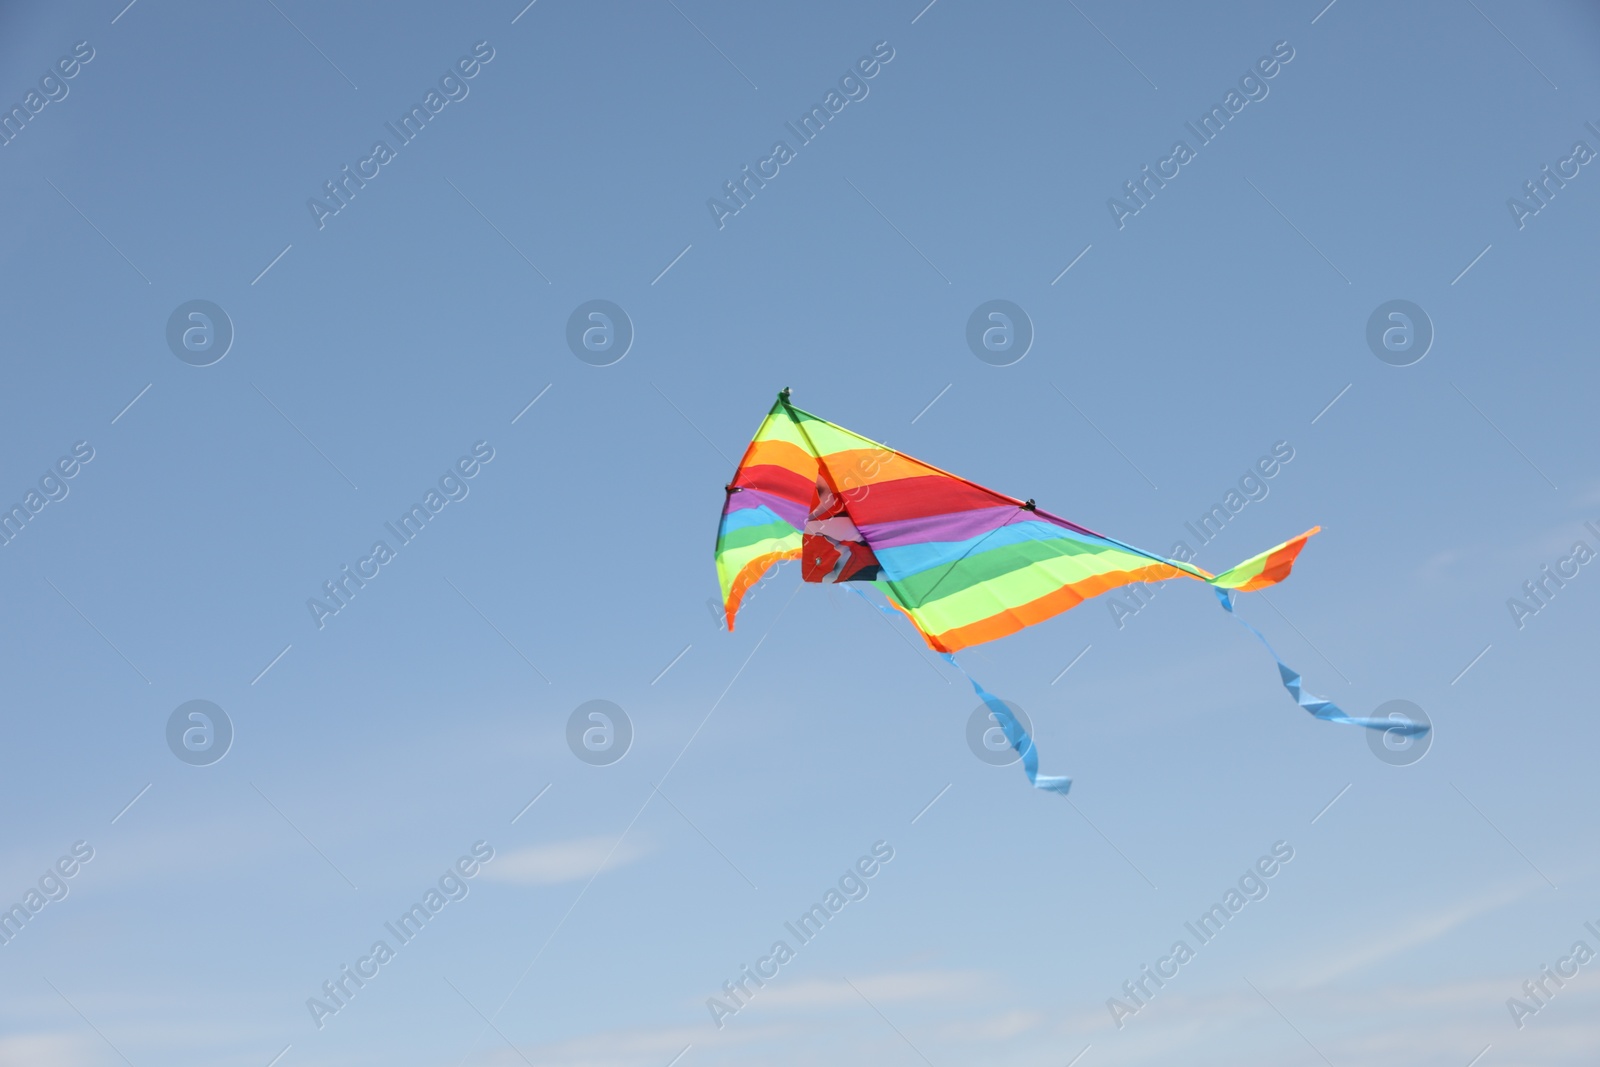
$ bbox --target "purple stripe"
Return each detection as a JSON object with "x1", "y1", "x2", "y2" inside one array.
[
  {"x1": 725, "y1": 488, "x2": 808, "y2": 530},
  {"x1": 1033, "y1": 507, "x2": 1108, "y2": 541},
  {"x1": 1034, "y1": 507, "x2": 1159, "y2": 558},
  {"x1": 858, "y1": 506, "x2": 1019, "y2": 548}
]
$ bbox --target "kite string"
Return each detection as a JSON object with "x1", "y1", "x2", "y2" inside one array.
[
  {"x1": 847, "y1": 586, "x2": 1072, "y2": 796},
  {"x1": 1212, "y1": 588, "x2": 1427, "y2": 735}
]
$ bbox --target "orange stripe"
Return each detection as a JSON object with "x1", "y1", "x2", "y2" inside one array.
[
  {"x1": 742, "y1": 439, "x2": 817, "y2": 478},
  {"x1": 1231, "y1": 531, "x2": 1315, "y2": 592},
  {"x1": 824, "y1": 448, "x2": 941, "y2": 491},
  {"x1": 924, "y1": 562, "x2": 1200, "y2": 652},
  {"x1": 724, "y1": 549, "x2": 801, "y2": 629}
]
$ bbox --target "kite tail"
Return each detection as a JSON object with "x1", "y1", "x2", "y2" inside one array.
[
  {"x1": 941, "y1": 654, "x2": 1073, "y2": 796},
  {"x1": 846, "y1": 586, "x2": 1070, "y2": 796},
  {"x1": 1213, "y1": 588, "x2": 1428, "y2": 736}
]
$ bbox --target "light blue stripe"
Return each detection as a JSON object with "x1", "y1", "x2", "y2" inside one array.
[
  {"x1": 719, "y1": 504, "x2": 790, "y2": 536},
  {"x1": 873, "y1": 520, "x2": 1128, "y2": 580}
]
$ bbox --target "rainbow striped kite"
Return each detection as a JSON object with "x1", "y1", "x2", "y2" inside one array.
[{"x1": 715, "y1": 390, "x2": 1422, "y2": 793}]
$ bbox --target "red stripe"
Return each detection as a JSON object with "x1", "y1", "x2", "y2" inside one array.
[
  {"x1": 733, "y1": 464, "x2": 815, "y2": 505},
  {"x1": 842, "y1": 474, "x2": 1011, "y2": 525},
  {"x1": 725, "y1": 549, "x2": 801, "y2": 629}
]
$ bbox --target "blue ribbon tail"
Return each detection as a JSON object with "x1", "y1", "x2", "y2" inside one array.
[
  {"x1": 1213, "y1": 588, "x2": 1428, "y2": 735},
  {"x1": 941, "y1": 653, "x2": 1072, "y2": 796},
  {"x1": 844, "y1": 586, "x2": 1070, "y2": 796}
]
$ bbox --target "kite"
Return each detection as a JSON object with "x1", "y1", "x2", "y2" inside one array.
[{"x1": 715, "y1": 390, "x2": 1425, "y2": 795}]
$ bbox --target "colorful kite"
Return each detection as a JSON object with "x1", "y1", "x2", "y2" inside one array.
[{"x1": 715, "y1": 390, "x2": 1424, "y2": 794}]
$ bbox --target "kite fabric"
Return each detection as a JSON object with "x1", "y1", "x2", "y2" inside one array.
[{"x1": 714, "y1": 390, "x2": 1421, "y2": 793}]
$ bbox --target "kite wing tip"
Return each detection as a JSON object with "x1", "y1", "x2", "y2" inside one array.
[{"x1": 1209, "y1": 526, "x2": 1322, "y2": 592}]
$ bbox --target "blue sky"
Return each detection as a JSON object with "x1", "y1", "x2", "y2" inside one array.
[{"x1": 1, "y1": 1, "x2": 1599, "y2": 1064}]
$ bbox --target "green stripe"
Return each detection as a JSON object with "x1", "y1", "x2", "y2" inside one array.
[
  {"x1": 1209, "y1": 543, "x2": 1276, "y2": 588},
  {"x1": 888, "y1": 546, "x2": 1165, "y2": 635},
  {"x1": 716, "y1": 531, "x2": 801, "y2": 593},
  {"x1": 716, "y1": 518, "x2": 798, "y2": 555},
  {"x1": 892, "y1": 538, "x2": 1150, "y2": 608},
  {"x1": 786, "y1": 410, "x2": 882, "y2": 458},
  {"x1": 749, "y1": 407, "x2": 816, "y2": 453}
]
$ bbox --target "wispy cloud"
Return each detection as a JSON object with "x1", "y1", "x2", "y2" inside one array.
[
  {"x1": 481, "y1": 836, "x2": 653, "y2": 886},
  {"x1": 932, "y1": 1007, "x2": 1044, "y2": 1040},
  {"x1": 1293, "y1": 879, "x2": 1540, "y2": 986},
  {"x1": 0, "y1": 1032, "x2": 97, "y2": 1067},
  {"x1": 1418, "y1": 508, "x2": 1600, "y2": 586},
  {"x1": 755, "y1": 969, "x2": 985, "y2": 1011}
]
